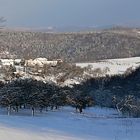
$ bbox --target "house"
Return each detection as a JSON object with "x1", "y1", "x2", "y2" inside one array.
[
  {"x1": 25, "y1": 58, "x2": 62, "y2": 68},
  {"x1": 0, "y1": 59, "x2": 14, "y2": 66},
  {"x1": 14, "y1": 59, "x2": 22, "y2": 65}
]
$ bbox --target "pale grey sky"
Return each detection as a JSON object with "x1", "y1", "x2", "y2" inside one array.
[{"x1": 0, "y1": 0, "x2": 140, "y2": 28}]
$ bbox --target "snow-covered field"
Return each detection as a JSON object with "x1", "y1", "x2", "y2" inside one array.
[
  {"x1": 76, "y1": 57, "x2": 140, "y2": 75},
  {"x1": 0, "y1": 107, "x2": 140, "y2": 140}
]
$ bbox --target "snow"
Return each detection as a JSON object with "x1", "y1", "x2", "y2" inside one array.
[
  {"x1": 62, "y1": 79, "x2": 80, "y2": 87},
  {"x1": 76, "y1": 57, "x2": 140, "y2": 76},
  {"x1": 0, "y1": 107, "x2": 140, "y2": 140}
]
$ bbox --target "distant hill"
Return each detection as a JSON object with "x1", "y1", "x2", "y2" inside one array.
[{"x1": 0, "y1": 27, "x2": 140, "y2": 62}]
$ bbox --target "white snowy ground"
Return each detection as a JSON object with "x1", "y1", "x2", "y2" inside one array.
[
  {"x1": 76, "y1": 57, "x2": 140, "y2": 75},
  {"x1": 0, "y1": 107, "x2": 140, "y2": 140}
]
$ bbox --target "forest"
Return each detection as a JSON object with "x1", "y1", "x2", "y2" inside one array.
[
  {"x1": 0, "y1": 28, "x2": 140, "y2": 62},
  {"x1": 0, "y1": 65, "x2": 140, "y2": 117}
]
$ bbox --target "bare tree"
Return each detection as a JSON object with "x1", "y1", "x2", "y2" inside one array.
[{"x1": 0, "y1": 17, "x2": 6, "y2": 28}]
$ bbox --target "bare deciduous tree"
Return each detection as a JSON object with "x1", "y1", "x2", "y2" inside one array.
[{"x1": 0, "y1": 17, "x2": 6, "y2": 28}]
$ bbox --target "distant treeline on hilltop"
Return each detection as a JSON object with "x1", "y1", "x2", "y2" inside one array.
[{"x1": 0, "y1": 28, "x2": 140, "y2": 62}]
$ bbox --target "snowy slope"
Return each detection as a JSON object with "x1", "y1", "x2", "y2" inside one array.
[
  {"x1": 76, "y1": 57, "x2": 140, "y2": 76},
  {"x1": 0, "y1": 107, "x2": 140, "y2": 140}
]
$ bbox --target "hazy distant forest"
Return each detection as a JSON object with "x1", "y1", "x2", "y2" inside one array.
[{"x1": 0, "y1": 27, "x2": 140, "y2": 62}]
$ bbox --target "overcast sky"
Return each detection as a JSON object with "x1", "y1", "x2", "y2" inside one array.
[{"x1": 0, "y1": 0, "x2": 140, "y2": 28}]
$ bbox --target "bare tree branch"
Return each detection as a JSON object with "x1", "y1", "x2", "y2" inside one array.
[{"x1": 0, "y1": 17, "x2": 6, "y2": 28}]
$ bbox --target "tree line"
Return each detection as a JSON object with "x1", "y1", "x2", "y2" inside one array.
[
  {"x1": 75, "y1": 66, "x2": 140, "y2": 117},
  {"x1": 0, "y1": 79, "x2": 93, "y2": 116},
  {"x1": 0, "y1": 65, "x2": 140, "y2": 117}
]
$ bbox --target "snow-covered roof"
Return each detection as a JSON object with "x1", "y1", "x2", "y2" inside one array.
[{"x1": 34, "y1": 58, "x2": 48, "y2": 61}]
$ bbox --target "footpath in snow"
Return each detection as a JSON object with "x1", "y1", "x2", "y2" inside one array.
[{"x1": 0, "y1": 107, "x2": 140, "y2": 140}]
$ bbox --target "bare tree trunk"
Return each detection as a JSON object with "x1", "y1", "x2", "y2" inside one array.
[
  {"x1": 7, "y1": 105, "x2": 11, "y2": 116},
  {"x1": 76, "y1": 106, "x2": 78, "y2": 112},
  {"x1": 39, "y1": 107, "x2": 43, "y2": 113},
  {"x1": 51, "y1": 106, "x2": 54, "y2": 110},
  {"x1": 16, "y1": 106, "x2": 19, "y2": 112},
  {"x1": 79, "y1": 107, "x2": 83, "y2": 113},
  {"x1": 55, "y1": 106, "x2": 58, "y2": 110},
  {"x1": 32, "y1": 107, "x2": 35, "y2": 116}
]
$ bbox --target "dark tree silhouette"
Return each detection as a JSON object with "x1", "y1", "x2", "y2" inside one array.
[{"x1": 0, "y1": 17, "x2": 6, "y2": 28}]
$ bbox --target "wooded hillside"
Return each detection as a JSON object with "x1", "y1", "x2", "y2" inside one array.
[{"x1": 0, "y1": 28, "x2": 140, "y2": 62}]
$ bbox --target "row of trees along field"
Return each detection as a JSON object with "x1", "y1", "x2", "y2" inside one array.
[
  {"x1": 0, "y1": 79, "x2": 94, "y2": 116},
  {"x1": 0, "y1": 65, "x2": 140, "y2": 117},
  {"x1": 0, "y1": 64, "x2": 140, "y2": 117},
  {"x1": 77, "y1": 66, "x2": 140, "y2": 117}
]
